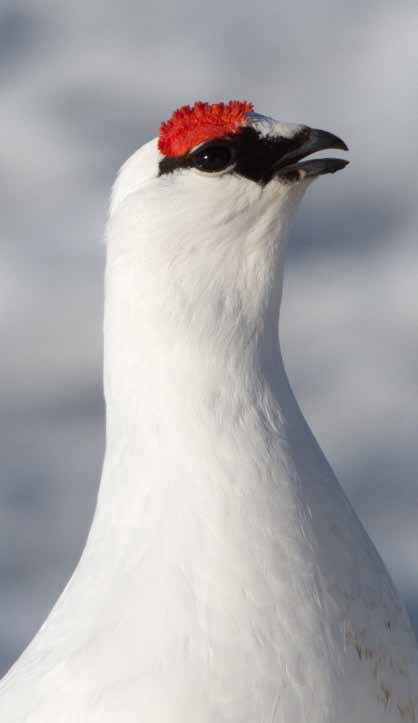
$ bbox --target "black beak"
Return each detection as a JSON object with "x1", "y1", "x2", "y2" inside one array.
[{"x1": 274, "y1": 127, "x2": 349, "y2": 180}]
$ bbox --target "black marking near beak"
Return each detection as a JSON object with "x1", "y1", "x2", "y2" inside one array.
[
  {"x1": 158, "y1": 125, "x2": 349, "y2": 185},
  {"x1": 274, "y1": 128, "x2": 349, "y2": 180}
]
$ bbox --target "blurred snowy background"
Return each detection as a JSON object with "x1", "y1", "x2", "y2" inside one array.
[{"x1": 0, "y1": 0, "x2": 417, "y2": 675}]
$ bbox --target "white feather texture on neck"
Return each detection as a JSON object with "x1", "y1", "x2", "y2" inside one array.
[{"x1": 105, "y1": 139, "x2": 309, "y2": 424}]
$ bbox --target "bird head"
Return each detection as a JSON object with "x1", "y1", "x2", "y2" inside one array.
[
  {"x1": 110, "y1": 99, "x2": 348, "y2": 218},
  {"x1": 105, "y1": 100, "x2": 348, "y2": 383}
]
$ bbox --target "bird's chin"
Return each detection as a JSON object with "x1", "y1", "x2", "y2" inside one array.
[{"x1": 276, "y1": 157, "x2": 349, "y2": 182}]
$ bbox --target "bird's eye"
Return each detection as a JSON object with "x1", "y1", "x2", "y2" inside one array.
[{"x1": 191, "y1": 143, "x2": 235, "y2": 173}]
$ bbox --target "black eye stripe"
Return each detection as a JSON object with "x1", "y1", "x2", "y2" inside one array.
[{"x1": 158, "y1": 126, "x2": 308, "y2": 185}]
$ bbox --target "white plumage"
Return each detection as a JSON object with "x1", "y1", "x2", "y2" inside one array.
[{"x1": 0, "y1": 105, "x2": 416, "y2": 722}]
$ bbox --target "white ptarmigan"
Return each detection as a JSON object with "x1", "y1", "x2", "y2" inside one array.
[{"x1": 0, "y1": 100, "x2": 417, "y2": 722}]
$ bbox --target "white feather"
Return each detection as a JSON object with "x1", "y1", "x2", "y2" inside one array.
[{"x1": 0, "y1": 115, "x2": 416, "y2": 722}]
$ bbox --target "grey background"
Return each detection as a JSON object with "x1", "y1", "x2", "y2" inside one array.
[{"x1": 0, "y1": 0, "x2": 417, "y2": 676}]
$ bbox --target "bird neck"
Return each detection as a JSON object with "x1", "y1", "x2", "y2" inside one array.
[
  {"x1": 91, "y1": 199, "x2": 311, "y2": 550},
  {"x1": 101, "y1": 173, "x2": 309, "y2": 443},
  {"x1": 103, "y1": 227, "x2": 290, "y2": 439},
  {"x1": 92, "y1": 290, "x2": 304, "y2": 557}
]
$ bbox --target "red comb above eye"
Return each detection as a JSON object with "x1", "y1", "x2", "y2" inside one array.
[{"x1": 158, "y1": 100, "x2": 254, "y2": 157}]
